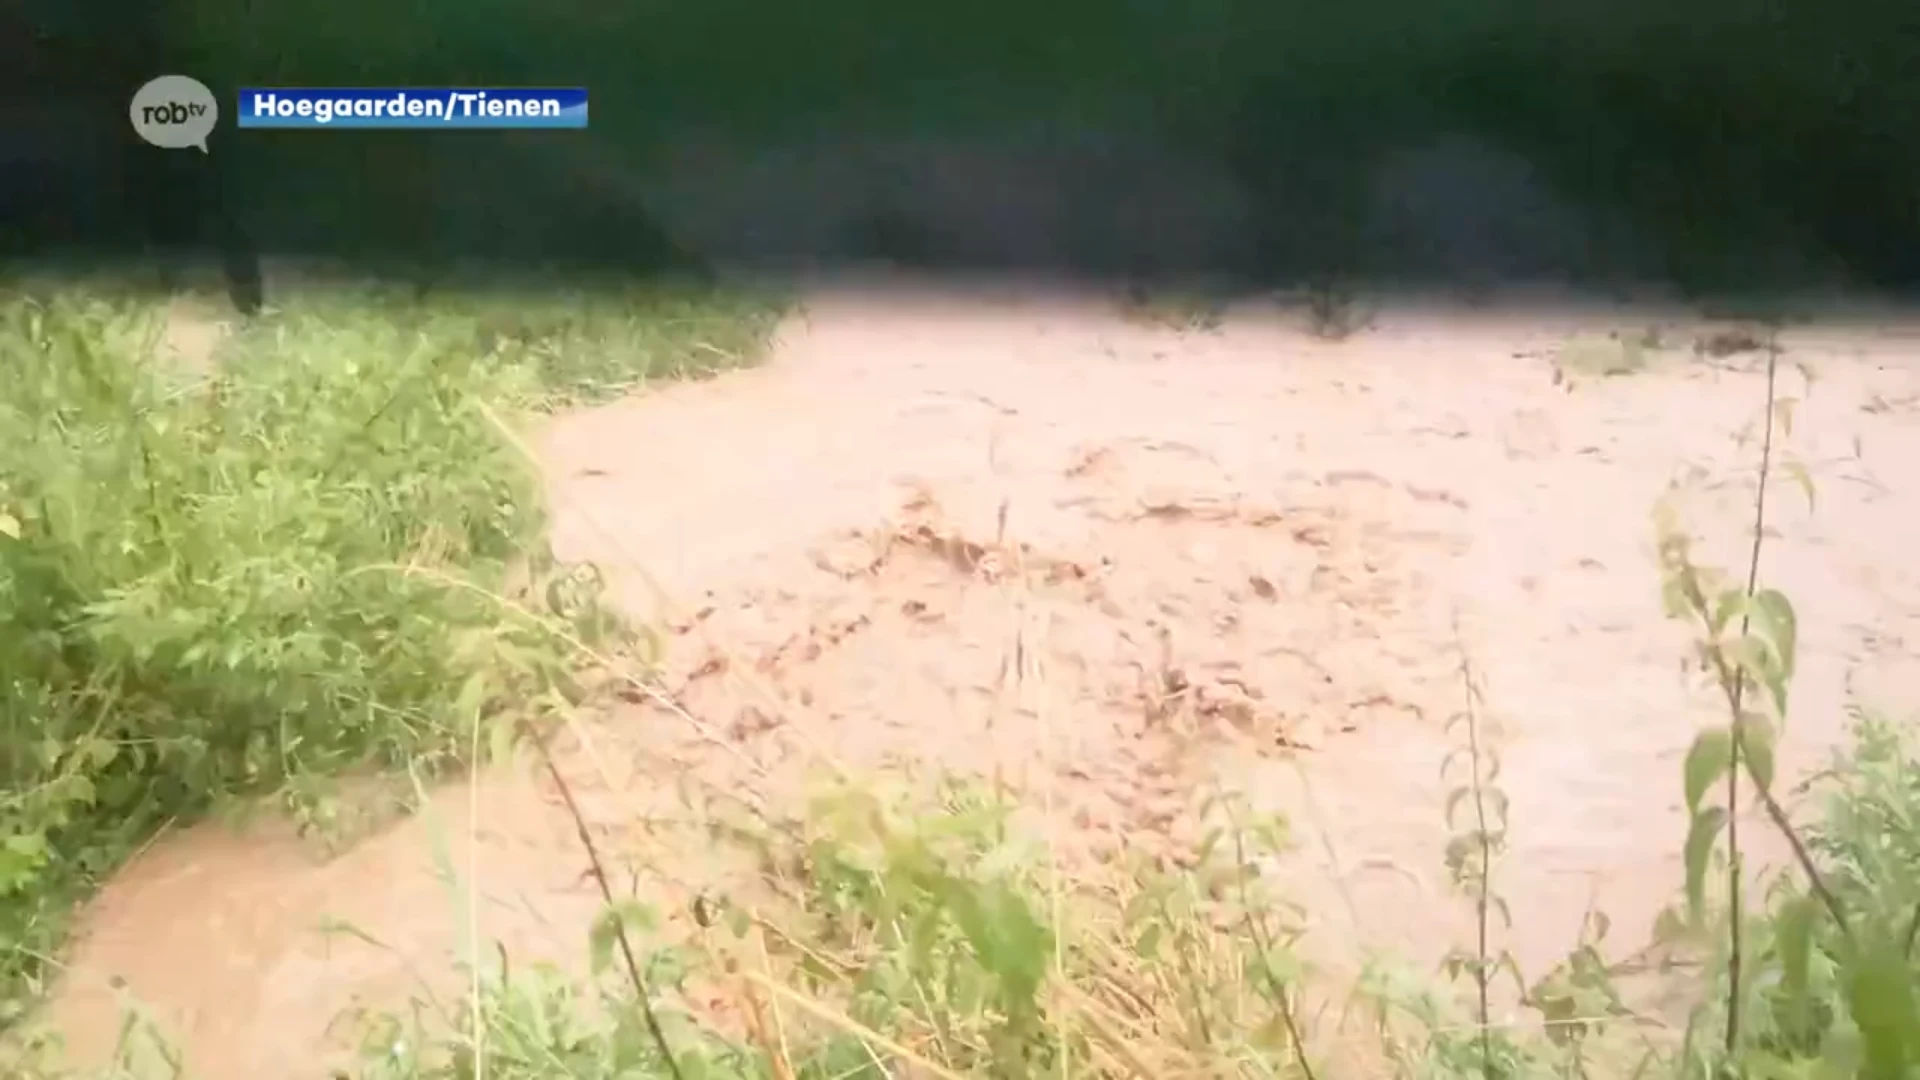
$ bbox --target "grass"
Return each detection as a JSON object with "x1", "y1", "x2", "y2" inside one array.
[
  {"x1": 0, "y1": 271, "x2": 783, "y2": 1037},
  {"x1": 7, "y1": 283, "x2": 1920, "y2": 1080}
]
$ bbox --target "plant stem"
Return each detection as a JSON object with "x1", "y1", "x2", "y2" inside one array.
[
  {"x1": 1721, "y1": 331, "x2": 1781, "y2": 1057},
  {"x1": 1698, "y1": 635, "x2": 1849, "y2": 932},
  {"x1": 522, "y1": 717, "x2": 688, "y2": 1080},
  {"x1": 1719, "y1": 334, "x2": 1789, "y2": 1054},
  {"x1": 1461, "y1": 654, "x2": 1495, "y2": 1077},
  {"x1": 1227, "y1": 808, "x2": 1319, "y2": 1080}
]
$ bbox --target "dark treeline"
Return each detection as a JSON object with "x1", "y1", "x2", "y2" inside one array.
[{"x1": 5, "y1": 0, "x2": 1918, "y2": 301}]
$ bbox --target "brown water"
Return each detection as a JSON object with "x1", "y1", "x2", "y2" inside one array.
[{"x1": 37, "y1": 287, "x2": 1920, "y2": 1077}]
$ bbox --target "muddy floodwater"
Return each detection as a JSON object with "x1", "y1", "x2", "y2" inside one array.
[{"x1": 39, "y1": 286, "x2": 1920, "y2": 1078}]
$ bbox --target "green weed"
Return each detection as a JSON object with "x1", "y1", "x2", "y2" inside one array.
[
  {"x1": 1654, "y1": 331, "x2": 1920, "y2": 1077},
  {"x1": 0, "y1": 279, "x2": 780, "y2": 1029}
]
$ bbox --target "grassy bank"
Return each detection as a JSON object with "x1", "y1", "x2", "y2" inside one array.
[{"x1": 0, "y1": 275, "x2": 784, "y2": 1030}]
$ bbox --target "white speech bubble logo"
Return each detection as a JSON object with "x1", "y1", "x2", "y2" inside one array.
[{"x1": 129, "y1": 75, "x2": 220, "y2": 153}]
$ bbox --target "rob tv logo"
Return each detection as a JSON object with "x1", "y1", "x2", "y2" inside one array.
[
  {"x1": 140, "y1": 100, "x2": 209, "y2": 125},
  {"x1": 128, "y1": 75, "x2": 221, "y2": 152}
]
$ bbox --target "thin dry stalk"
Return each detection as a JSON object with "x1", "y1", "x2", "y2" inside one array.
[
  {"x1": 740, "y1": 970, "x2": 971, "y2": 1080},
  {"x1": 750, "y1": 926, "x2": 798, "y2": 1080},
  {"x1": 731, "y1": 952, "x2": 795, "y2": 1080},
  {"x1": 1051, "y1": 981, "x2": 1171, "y2": 1079}
]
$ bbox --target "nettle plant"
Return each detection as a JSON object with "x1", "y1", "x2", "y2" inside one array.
[
  {"x1": 1438, "y1": 647, "x2": 1525, "y2": 1078},
  {"x1": 1363, "y1": 642, "x2": 1578, "y2": 1080},
  {"x1": 1656, "y1": 336, "x2": 1920, "y2": 1077},
  {"x1": 1425, "y1": 644, "x2": 1636, "y2": 1079}
]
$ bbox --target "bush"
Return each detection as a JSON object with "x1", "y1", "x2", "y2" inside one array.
[{"x1": 1667, "y1": 708, "x2": 1920, "y2": 1077}]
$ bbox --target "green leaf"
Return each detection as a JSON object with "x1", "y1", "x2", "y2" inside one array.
[
  {"x1": 1782, "y1": 460, "x2": 1817, "y2": 514},
  {"x1": 4, "y1": 833, "x2": 49, "y2": 861},
  {"x1": 1684, "y1": 806, "x2": 1727, "y2": 919},
  {"x1": 1752, "y1": 588, "x2": 1799, "y2": 682},
  {"x1": 1745, "y1": 1054, "x2": 1817, "y2": 1080},
  {"x1": 1445, "y1": 834, "x2": 1477, "y2": 878},
  {"x1": 1819, "y1": 1023, "x2": 1865, "y2": 1080},
  {"x1": 1134, "y1": 922, "x2": 1164, "y2": 959},
  {"x1": 454, "y1": 670, "x2": 490, "y2": 722},
  {"x1": 1774, "y1": 397, "x2": 1797, "y2": 438},
  {"x1": 947, "y1": 879, "x2": 1053, "y2": 1013},
  {"x1": 1652, "y1": 905, "x2": 1694, "y2": 948},
  {"x1": 1490, "y1": 894, "x2": 1513, "y2": 930},
  {"x1": 1685, "y1": 727, "x2": 1734, "y2": 815},
  {"x1": 589, "y1": 899, "x2": 659, "y2": 977},
  {"x1": 83, "y1": 737, "x2": 120, "y2": 769},
  {"x1": 1845, "y1": 933, "x2": 1920, "y2": 1079},
  {"x1": 725, "y1": 903, "x2": 752, "y2": 940},
  {"x1": 1775, "y1": 895, "x2": 1818, "y2": 1037},
  {"x1": 1486, "y1": 788, "x2": 1511, "y2": 827},
  {"x1": 1661, "y1": 576, "x2": 1692, "y2": 620},
  {"x1": 1729, "y1": 633, "x2": 1788, "y2": 717},
  {"x1": 1737, "y1": 711, "x2": 1778, "y2": 794},
  {"x1": 1713, "y1": 590, "x2": 1748, "y2": 635}
]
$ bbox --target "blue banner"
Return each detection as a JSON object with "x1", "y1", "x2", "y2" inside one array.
[{"x1": 235, "y1": 87, "x2": 588, "y2": 130}]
